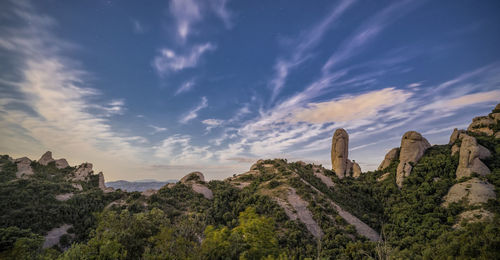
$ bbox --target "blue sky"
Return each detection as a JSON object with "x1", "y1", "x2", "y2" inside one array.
[{"x1": 1, "y1": 0, "x2": 499, "y2": 181}]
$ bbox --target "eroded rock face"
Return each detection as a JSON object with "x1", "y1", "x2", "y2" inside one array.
[
  {"x1": 72, "y1": 163, "x2": 93, "y2": 181},
  {"x1": 449, "y1": 128, "x2": 466, "y2": 145},
  {"x1": 456, "y1": 134, "x2": 491, "y2": 179},
  {"x1": 43, "y1": 224, "x2": 72, "y2": 249},
  {"x1": 39, "y1": 151, "x2": 54, "y2": 165},
  {"x1": 443, "y1": 178, "x2": 495, "y2": 207},
  {"x1": 331, "y1": 129, "x2": 349, "y2": 178},
  {"x1": 15, "y1": 157, "x2": 34, "y2": 178},
  {"x1": 352, "y1": 161, "x2": 361, "y2": 178},
  {"x1": 180, "y1": 171, "x2": 205, "y2": 183},
  {"x1": 453, "y1": 209, "x2": 494, "y2": 229},
  {"x1": 378, "y1": 148, "x2": 399, "y2": 171},
  {"x1": 468, "y1": 116, "x2": 495, "y2": 136},
  {"x1": 97, "y1": 172, "x2": 113, "y2": 193},
  {"x1": 396, "y1": 131, "x2": 431, "y2": 188},
  {"x1": 55, "y1": 159, "x2": 69, "y2": 169}
]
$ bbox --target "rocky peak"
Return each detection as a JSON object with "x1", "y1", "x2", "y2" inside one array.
[
  {"x1": 39, "y1": 151, "x2": 54, "y2": 165},
  {"x1": 456, "y1": 134, "x2": 491, "y2": 179},
  {"x1": 331, "y1": 129, "x2": 362, "y2": 178},
  {"x1": 72, "y1": 163, "x2": 93, "y2": 181},
  {"x1": 38, "y1": 151, "x2": 69, "y2": 169},
  {"x1": 396, "y1": 131, "x2": 431, "y2": 188},
  {"x1": 378, "y1": 148, "x2": 399, "y2": 171},
  {"x1": 449, "y1": 128, "x2": 466, "y2": 145},
  {"x1": 180, "y1": 172, "x2": 212, "y2": 199}
]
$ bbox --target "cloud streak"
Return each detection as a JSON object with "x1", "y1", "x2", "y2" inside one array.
[
  {"x1": 153, "y1": 43, "x2": 216, "y2": 75},
  {"x1": 180, "y1": 96, "x2": 208, "y2": 124}
]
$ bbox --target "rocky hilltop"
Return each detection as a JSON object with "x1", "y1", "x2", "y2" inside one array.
[{"x1": 0, "y1": 103, "x2": 499, "y2": 259}]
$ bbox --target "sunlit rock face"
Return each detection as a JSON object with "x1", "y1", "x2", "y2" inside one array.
[
  {"x1": 331, "y1": 128, "x2": 349, "y2": 179},
  {"x1": 455, "y1": 134, "x2": 491, "y2": 179},
  {"x1": 378, "y1": 147, "x2": 399, "y2": 171},
  {"x1": 396, "y1": 131, "x2": 431, "y2": 188}
]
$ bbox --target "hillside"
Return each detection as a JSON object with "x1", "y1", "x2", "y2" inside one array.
[
  {"x1": 106, "y1": 180, "x2": 177, "y2": 192},
  {"x1": 0, "y1": 104, "x2": 499, "y2": 259}
]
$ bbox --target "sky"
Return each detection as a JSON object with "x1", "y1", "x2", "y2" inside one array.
[{"x1": 1, "y1": 0, "x2": 500, "y2": 181}]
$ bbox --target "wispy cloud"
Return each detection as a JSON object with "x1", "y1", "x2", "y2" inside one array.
[
  {"x1": 180, "y1": 96, "x2": 208, "y2": 124},
  {"x1": 170, "y1": 0, "x2": 202, "y2": 41},
  {"x1": 175, "y1": 79, "x2": 196, "y2": 95},
  {"x1": 149, "y1": 125, "x2": 168, "y2": 134},
  {"x1": 131, "y1": 19, "x2": 145, "y2": 34},
  {"x1": 152, "y1": 43, "x2": 216, "y2": 75},
  {"x1": 292, "y1": 88, "x2": 412, "y2": 123},
  {"x1": 322, "y1": 0, "x2": 420, "y2": 72},
  {"x1": 202, "y1": 118, "x2": 224, "y2": 131},
  {"x1": 154, "y1": 134, "x2": 211, "y2": 164},
  {"x1": 210, "y1": 0, "x2": 233, "y2": 29},
  {"x1": 0, "y1": 1, "x2": 147, "y2": 179},
  {"x1": 270, "y1": 0, "x2": 356, "y2": 102}
]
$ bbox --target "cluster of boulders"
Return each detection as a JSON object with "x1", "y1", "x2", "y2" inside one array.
[
  {"x1": 11, "y1": 151, "x2": 112, "y2": 192},
  {"x1": 330, "y1": 129, "x2": 361, "y2": 178}
]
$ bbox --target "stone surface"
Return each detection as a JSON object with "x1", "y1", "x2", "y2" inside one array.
[
  {"x1": 456, "y1": 134, "x2": 491, "y2": 179},
  {"x1": 312, "y1": 166, "x2": 335, "y2": 188},
  {"x1": 43, "y1": 224, "x2": 72, "y2": 249},
  {"x1": 453, "y1": 209, "x2": 494, "y2": 229},
  {"x1": 14, "y1": 157, "x2": 34, "y2": 178},
  {"x1": 449, "y1": 128, "x2": 466, "y2": 145},
  {"x1": 443, "y1": 178, "x2": 496, "y2": 207},
  {"x1": 180, "y1": 171, "x2": 205, "y2": 183},
  {"x1": 377, "y1": 172, "x2": 391, "y2": 182},
  {"x1": 331, "y1": 129, "x2": 349, "y2": 178},
  {"x1": 97, "y1": 172, "x2": 113, "y2": 193},
  {"x1": 352, "y1": 161, "x2": 361, "y2": 178},
  {"x1": 141, "y1": 189, "x2": 158, "y2": 197},
  {"x1": 71, "y1": 183, "x2": 83, "y2": 191},
  {"x1": 378, "y1": 148, "x2": 399, "y2": 171},
  {"x1": 55, "y1": 193, "x2": 74, "y2": 201},
  {"x1": 396, "y1": 131, "x2": 431, "y2": 188},
  {"x1": 72, "y1": 163, "x2": 93, "y2": 181},
  {"x1": 468, "y1": 116, "x2": 495, "y2": 136},
  {"x1": 191, "y1": 183, "x2": 213, "y2": 199},
  {"x1": 39, "y1": 151, "x2": 54, "y2": 165},
  {"x1": 286, "y1": 188, "x2": 323, "y2": 238},
  {"x1": 55, "y1": 159, "x2": 69, "y2": 169}
]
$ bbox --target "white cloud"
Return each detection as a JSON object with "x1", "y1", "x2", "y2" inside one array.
[
  {"x1": 407, "y1": 82, "x2": 421, "y2": 88},
  {"x1": 202, "y1": 118, "x2": 224, "y2": 131},
  {"x1": 153, "y1": 43, "x2": 216, "y2": 75},
  {"x1": 180, "y1": 96, "x2": 208, "y2": 124},
  {"x1": 154, "y1": 134, "x2": 211, "y2": 164},
  {"x1": 175, "y1": 79, "x2": 195, "y2": 95},
  {"x1": 170, "y1": 0, "x2": 202, "y2": 40},
  {"x1": 292, "y1": 88, "x2": 412, "y2": 123},
  {"x1": 210, "y1": 0, "x2": 233, "y2": 29},
  {"x1": 149, "y1": 125, "x2": 168, "y2": 134}
]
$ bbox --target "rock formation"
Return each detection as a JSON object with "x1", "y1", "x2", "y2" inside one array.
[
  {"x1": 331, "y1": 129, "x2": 349, "y2": 178},
  {"x1": 39, "y1": 151, "x2": 54, "y2": 165},
  {"x1": 180, "y1": 172, "x2": 213, "y2": 199},
  {"x1": 467, "y1": 116, "x2": 495, "y2": 136},
  {"x1": 396, "y1": 131, "x2": 431, "y2": 188},
  {"x1": 442, "y1": 178, "x2": 495, "y2": 207},
  {"x1": 72, "y1": 163, "x2": 93, "y2": 181},
  {"x1": 14, "y1": 157, "x2": 34, "y2": 178},
  {"x1": 98, "y1": 172, "x2": 114, "y2": 193},
  {"x1": 378, "y1": 148, "x2": 399, "y2": 171},
  {"x1": 38, "y1": 151, "x2": 70, "y2": 169},
  {"x1": 331, "y1": 128, "x2": 362, "y2": 178},
  {"x1": 449, "y1": 128, "x2": 465, "y2": 145},
  {"x1": 455, "y1": 134, "x2": 491, "y2": 179},
  {"x1": 180, "y1": 171, "x2": 205, "y2": 183}
]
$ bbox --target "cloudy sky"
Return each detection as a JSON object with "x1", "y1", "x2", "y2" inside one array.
[{"x1": 1, "y1": 0, "x2": 499, "y2": 181}]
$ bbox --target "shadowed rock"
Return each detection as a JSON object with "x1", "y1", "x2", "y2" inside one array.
[
  {"x1": 443, "y1": 178, "x2": 495, "y2": 207},
  {"x1": 456, "y1": 134, "x2": 491, "y2": 179},
  {"x1": 15, "y1": 157, "x2": 34, "y2": 178},
  {"x1": 396, "y1": 131, "x2": 431, "y2": 188},
  {"x1": 39, "y1": 151, "x2": 54, "y2": 165},
  {"x1": 331, "y1": 129, "x2": 349, "y2": 178},
  {"x1": 378, "y1": 148, "x2": 399, "y2": 171}
]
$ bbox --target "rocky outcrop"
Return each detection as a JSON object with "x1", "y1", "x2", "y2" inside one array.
[
  {"x1": 180, "y1": 171, "x2": 205, "y2": 183},
  {"x1": 449, "y1": 128, "x2": 466, "y2": 145},
  {"x1": 98, "y1": 172, "x2": 114, "y2": 193},
  {"x1": 286, "y1": 188, "x2": 323, "y2": 238},
  {"x1": 43, "y1": 224, "x2": 73, "y2": 249},
  {"x1": 15, "y1": 157, "x2": 34, "y2": 178},
  {"x1": 442, "y1": 178, "x2": 496, "y2": 207},
  {"x1": 72, "y1": 163, "x2": 93, "y2": 181},
  {"x1": 331, "y1": 129, "x2": 362, "y2": 178},
  {"x1": 378, "y1": 148, "x2": 399, "y2": 171},
  {"x1": 453, "y1": 209, "x2": 494, "y2": 229},
  {"x1": 55, "y1": 159, "x2": 69, "y2": 169},
  {"x1": 352, "y1": 161, "x2": 361, "y2": 178},
  {"x1": 377, "y1": 172, "x2": 391, "y2": 182},
  {"x1": 313, "y1": 165, "x2": 335, "y2": 188},
  {"x1": 456, "y1": 134, "x2": 491, "y2": 179},
  {"x1": 180, "y1": 172, "x2": 213, "y2": 199},
  {"x1": 55, "y1": 193, "x2": 74, "y2": 201},
  {"x1": 39, "y1": 151, "x2": 54, "y2": 165},
  {"x1": 331, "y1": 129, "x2": 349, "y2": 178},
  {"x1": 396, "y1": 131, "x2": 431, "y2": 188},
  {"x1": 468, "y1": 116, "x2": 495, "y2": 136},
  {"x1": 38, "y1": 151, "x2": 70, "y2": 169}
]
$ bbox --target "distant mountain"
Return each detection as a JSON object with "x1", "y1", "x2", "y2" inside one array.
[{"x1": 106, "y1": 180, "x2": 176, "y2": 192}]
